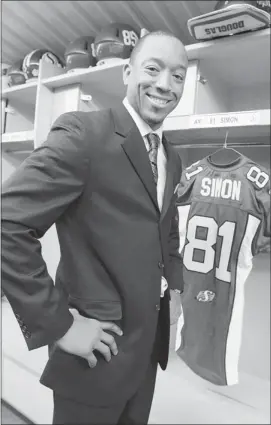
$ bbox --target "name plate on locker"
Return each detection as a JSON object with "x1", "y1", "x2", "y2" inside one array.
[{"x1": 189, "y1": 111, "x2": 261, "y2": 128}]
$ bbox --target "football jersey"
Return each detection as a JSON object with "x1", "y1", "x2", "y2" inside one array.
[{"x1": 175, "y1": 154, "x2": 270, "y2": 386}]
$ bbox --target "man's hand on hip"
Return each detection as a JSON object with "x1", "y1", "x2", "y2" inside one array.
[{"x1": 56, "y1": 308, "x2": 123, "y2": 368}]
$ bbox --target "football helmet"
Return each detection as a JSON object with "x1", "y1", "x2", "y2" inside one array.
[
  {"x1": 64, "y1": 36, "x2": 96, "y2": 73},
  {"x1": 187, "y1": 1, "x2": 270, "y2": 41},
  {"x1": 7, "y1": 60, "x2": 27, "y2": 86},
  {"x1": 1, "y1": 63, "x2": 11, "y2": 89},
  {"x1": 93, "y1": 22, "x2": 140, "y2": 66},
  {"x1": 22, "y1": 49, "x2": 63, "y2": 82}
]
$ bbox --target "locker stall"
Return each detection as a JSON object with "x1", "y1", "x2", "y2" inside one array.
[{"x1": 1, "y1": 1, "x2": 270, "y2": 424}]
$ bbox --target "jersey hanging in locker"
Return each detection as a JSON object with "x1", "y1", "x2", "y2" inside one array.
[{"x1": 175, "y1": 154, "x2": 270, "y2": 386}]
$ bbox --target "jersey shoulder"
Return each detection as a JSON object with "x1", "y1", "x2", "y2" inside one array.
[
  {"x1": 176, "y1": 159, "x2": 206, "y2": 204},
  {"x1": 179, "y1": 159, "x2": 206, "y2": 188},
  {"x1": 239, "y1": 159, "x2": 270, "y2": 193}
]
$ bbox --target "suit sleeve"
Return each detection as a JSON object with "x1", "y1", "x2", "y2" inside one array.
[
  {"x1": 1, "y1": 112, "x2": 90, "y2": 350},
  {"x1": 167, "y1": 153, "x2": 184, "y2": 292},
  {"x1": 167, "y1": 203, "x2": 184, "y2": 292}
]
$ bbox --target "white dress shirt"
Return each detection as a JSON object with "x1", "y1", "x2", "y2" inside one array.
[
  {"x1": 123, "y1": 98, "x2": 168, "y2": 297},
  {"x1": 123, "y1": 97, "x2": 167, "y2": 211}
]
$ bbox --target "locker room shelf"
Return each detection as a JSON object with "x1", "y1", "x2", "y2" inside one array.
[
  {"x1": 1, "y1": 130, "x2": 34, "y2": 152},
  {"x1": 42, "y1": 59, "x2": 130, "y2": 106},
  {"x1": 1, "y1": 29, "x2": 269, "y2": 119},
  {"x1": 40, "y1": 28, "x2": 270, "y2": 94},
  {"x1": 2, "y1": 82, "x2": 38, "y2": 107},
  {"x1": 186, "y1": 28, "x2": 270, "y2": 86},
  {"x1": 164, "y1": 109, "x2": 271, "y2": 145},
  {"x1": 186, "y1": 27, "x2": 270, "y2": 60}
]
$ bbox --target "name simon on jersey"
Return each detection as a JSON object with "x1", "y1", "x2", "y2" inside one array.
[
  {"x1": 200, "y1": 177, "x2": 241, "y2": 201},
  {"x1": 185, "y1": 163, "x2": 269, "y2": 200},
  {"x1": 205, "y1": 20, "x2": 244, "y2": 35}
]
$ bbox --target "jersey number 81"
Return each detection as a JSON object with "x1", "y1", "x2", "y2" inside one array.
[{"x1": 183, "y1": 216, "x2": 236, "y2": 283}]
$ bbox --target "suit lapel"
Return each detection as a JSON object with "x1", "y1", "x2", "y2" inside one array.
[
  {"x1": 161, "y1": 136, "x2": 175, "y2": 221},
  {"x1": 112, "y1": 105, "x2": 159, "y2": 212}
]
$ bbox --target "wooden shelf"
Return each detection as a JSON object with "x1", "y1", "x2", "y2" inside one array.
[
  {"x1": 42, "y1": 60, "x2": 129, "y2": 106},
  {"x1": 1, "y1": 29, "x2": 269, "y2": 110},
  {"x1": 1, "y1": 31, "x2": 269, "y2": 150},
  {"x1": 2, "y1": 82, "x2": 38, "y2": 107},
  {"x1": 186, "y1": 28, "x2": 270, "y2": 60},
  {"x1": 2, "y1": 130, "x2": 34, "y2": 152},
  {"x1": 39, "y1": 28, "x2": 270, "y2": 95},
  {"x1": 186, "y1": 28, "x2": 270, "y2": 86},
  {"x1": 164, "y1": 109, "x2": 270, "y2": 145}
]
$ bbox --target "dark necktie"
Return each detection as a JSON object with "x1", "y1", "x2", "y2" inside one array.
[{"x1": 146, "y1": 133, "x2": 160, "y2": 185}]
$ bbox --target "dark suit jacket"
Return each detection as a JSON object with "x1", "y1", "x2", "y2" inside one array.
[{"x1": 1, "y1": 105, "x2": 183, "y2": 406}]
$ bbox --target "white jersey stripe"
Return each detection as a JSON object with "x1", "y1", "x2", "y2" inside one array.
[
  {"x1": 225, "y1": 214, "x2": 261, "y2": 385},
  {"x1": 174, "y1": 204, "x2": 191, "y2": 351},
  {"x1": 175, "y1": 306, "x2": 184, "y2": 351},
  {"x1": 177, "y1": 204, "x2": 191, "y2": 254}
]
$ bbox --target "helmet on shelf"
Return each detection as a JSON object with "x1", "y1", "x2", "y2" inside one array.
[
  {"x1": 64, "y1": 36, "x2": 96, "y2": 73},
  {"x1": 1, "y1": 63, "x2": 11, "y2": 89},
  {"x1": 215, "y1": 0, "x2": 270, "y2": 13},
  {"x1": 22, "y1": 49, "x2": 63, "y2": 82},
  {"x1": 1, "y1": 63, "x2": 10, "y2": 77},
  {"x1": 93, "y1": 22, "x2": 140, "y2": 66},
  {"x1": 187, "y1": 1, "x2": 270, "y2": 41},
  {"x1": 7, "y1": 60, "x2": 27, "y2": 86}
]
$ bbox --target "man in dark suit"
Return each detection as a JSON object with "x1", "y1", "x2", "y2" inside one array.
[{"x1": 1, "y1": 31, "x2": 188, "y2": 424}]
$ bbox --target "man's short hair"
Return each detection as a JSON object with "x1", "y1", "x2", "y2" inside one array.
[{"x1": 129, "y1": 31, "x2": 183, "y2": 65}]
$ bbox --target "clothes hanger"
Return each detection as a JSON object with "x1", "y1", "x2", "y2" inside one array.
[{"x1": 208, "y1": 130, "x2": 242, "y2": 166}]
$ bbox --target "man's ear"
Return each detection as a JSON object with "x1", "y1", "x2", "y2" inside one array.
[{"x1": 123, "y1": 63, "x2": 132, "y2": 86}]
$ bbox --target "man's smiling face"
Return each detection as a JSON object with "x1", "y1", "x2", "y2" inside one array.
[{"x1": 123, "y1": 34, "x2": 188, "y2": 130}]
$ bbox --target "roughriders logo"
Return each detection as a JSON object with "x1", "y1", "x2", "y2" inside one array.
[{"x1": 196, "y1": 290, "x2": 215, "y2": 302}]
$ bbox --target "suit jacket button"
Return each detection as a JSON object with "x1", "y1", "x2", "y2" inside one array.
[
  {"x1": 158, "y1": 262, "x2": 164, "y2": 269},
  {"x1": 155, "y1": 304, "x2": 160, "y2": 311}
]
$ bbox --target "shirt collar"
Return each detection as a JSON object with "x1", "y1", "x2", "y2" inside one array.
[{"x1": 123, "y1": 97, "x2": 163, "y2": 142}]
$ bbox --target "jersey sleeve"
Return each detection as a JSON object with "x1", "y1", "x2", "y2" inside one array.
[
  {"x1": 176, "y1": 160, "x2": 203, "y2": 205},
  {"x1": 176, "y1": 161, "x2": 203, "y2": 255}
]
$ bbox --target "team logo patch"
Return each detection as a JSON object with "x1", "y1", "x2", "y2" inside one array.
[{"x1": 196, "y1": 290, "x2": 215, "y2": 302}]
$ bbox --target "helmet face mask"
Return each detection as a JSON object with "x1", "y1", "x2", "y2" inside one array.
[
  {"x1": 64, "y1": 36, "x2": 96, "y2": 73},
  {"x1": 95, "y1": 41, "x2": 127, "y2": 66},
  {"x1": 7, "y1": 60, "x2": 27, "y2": 86},
  {"x1": 95, "y1": 41, "x2": 124, "y2": 57}
]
